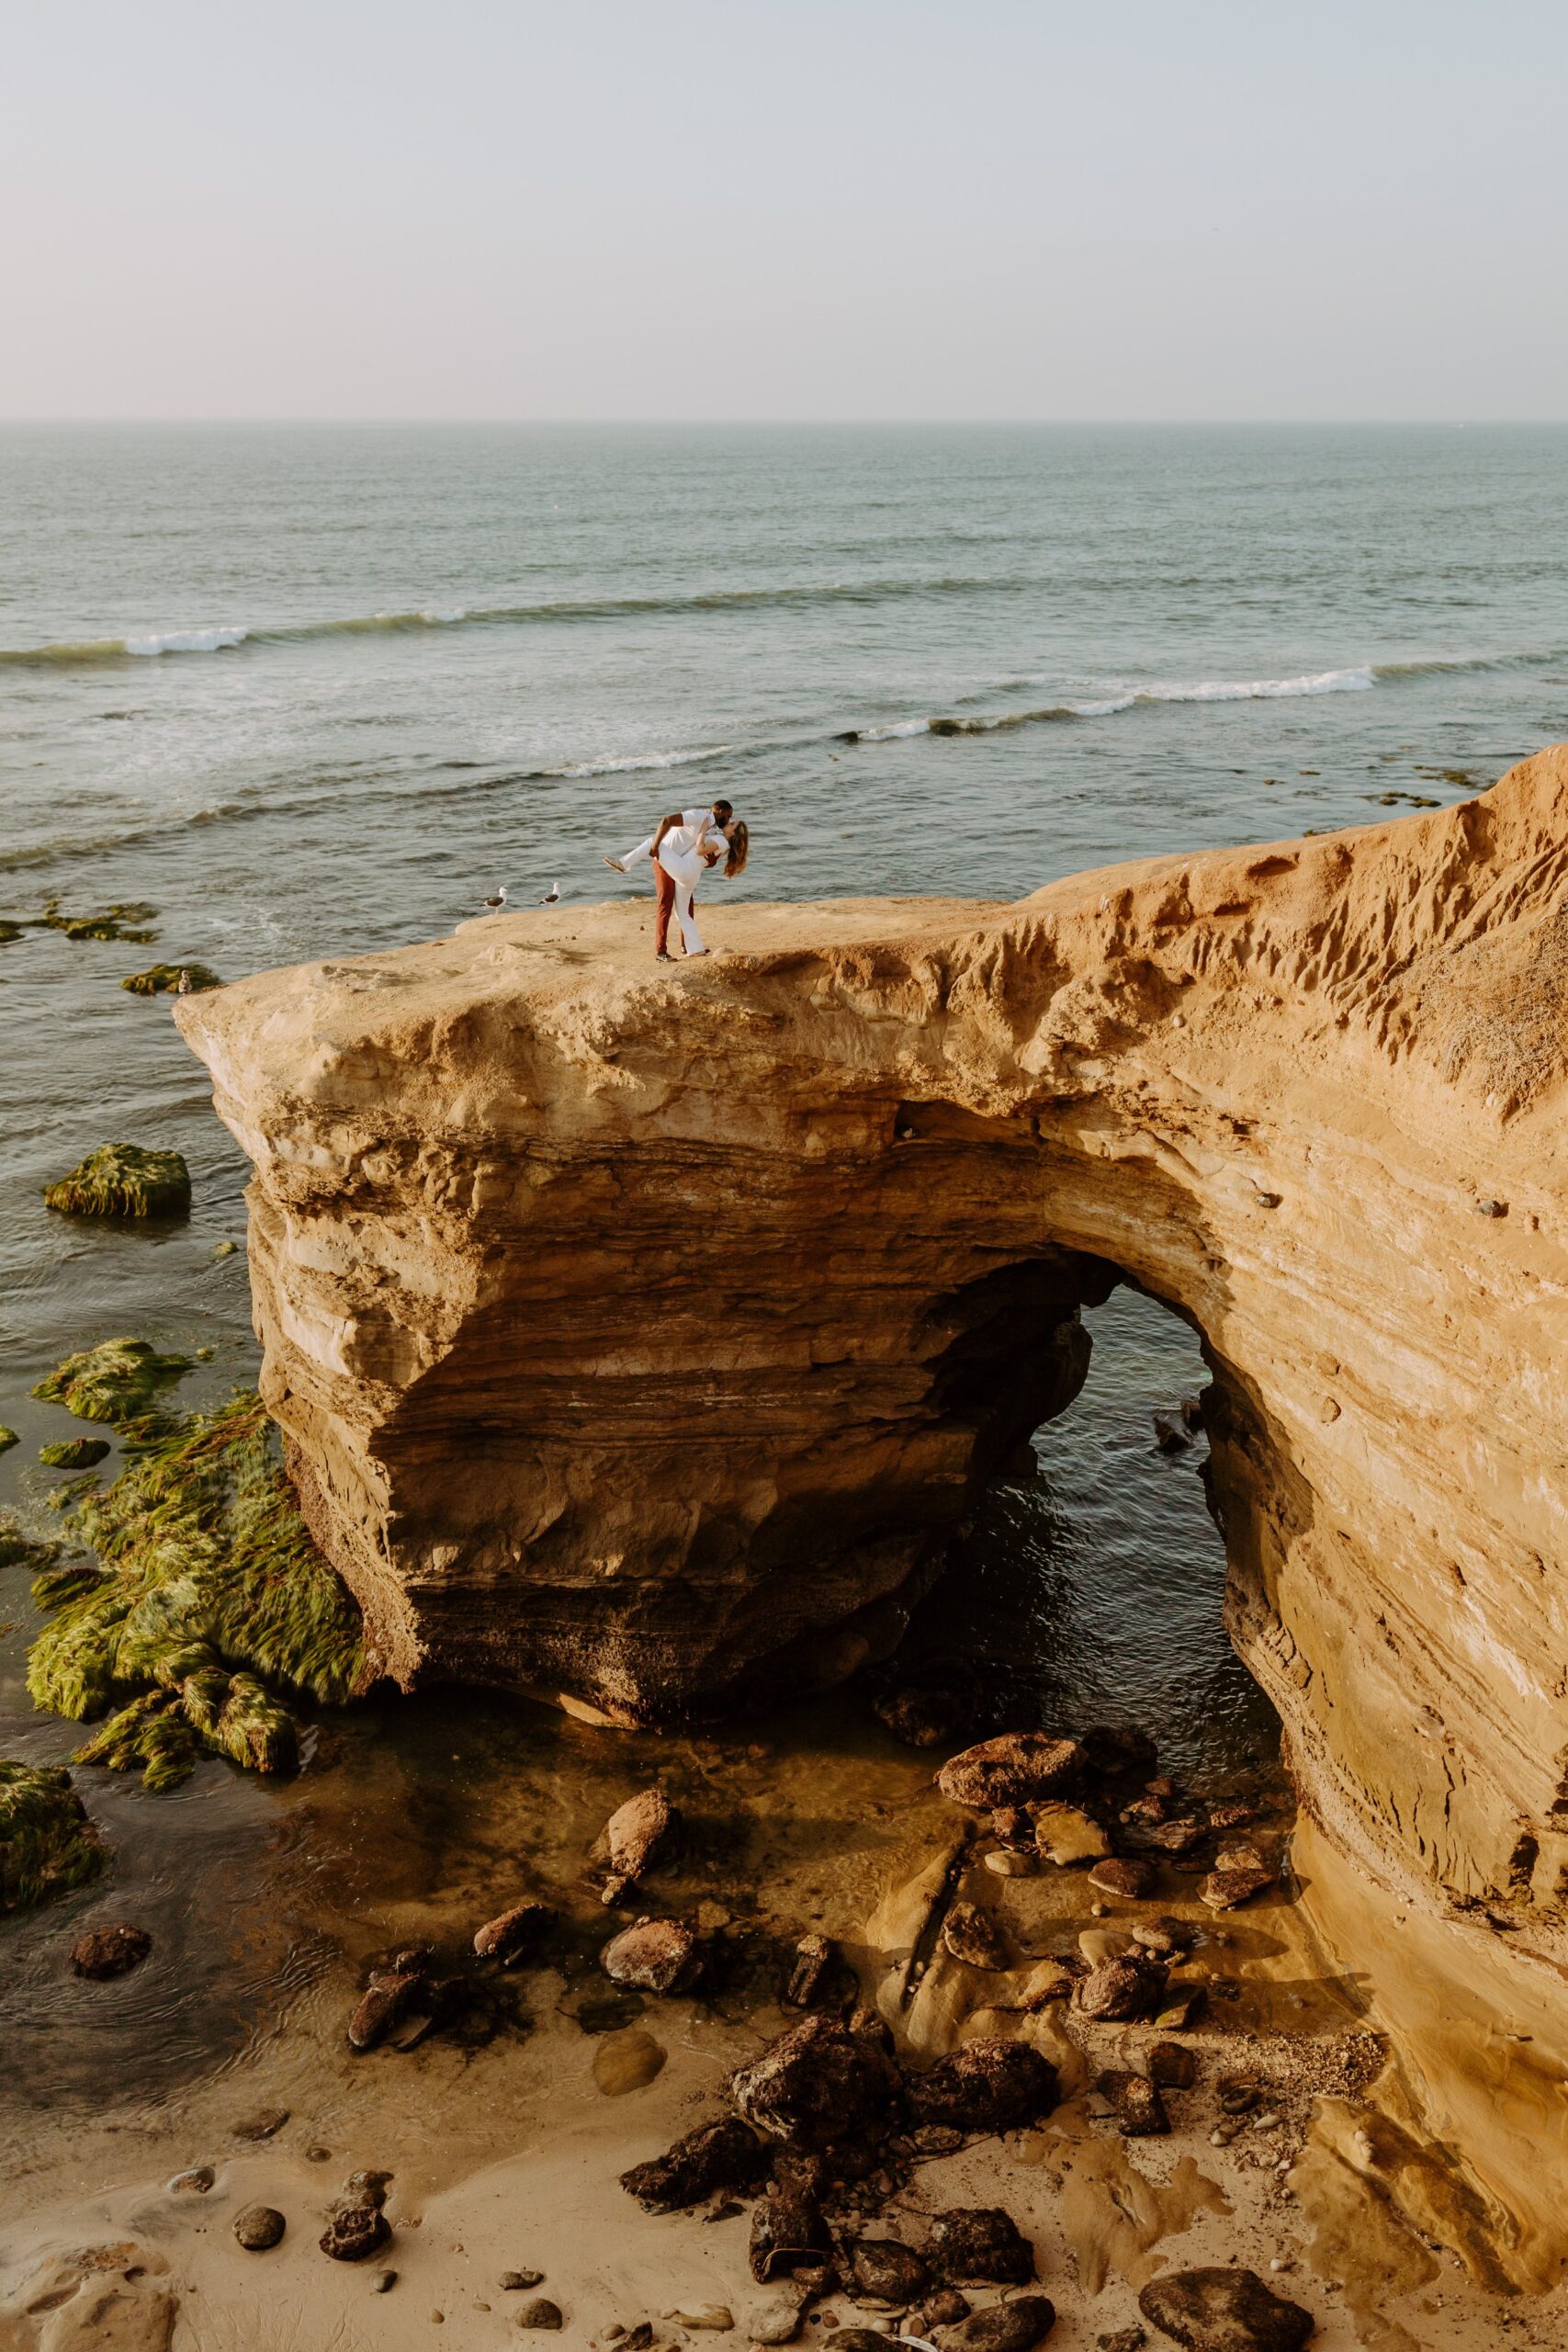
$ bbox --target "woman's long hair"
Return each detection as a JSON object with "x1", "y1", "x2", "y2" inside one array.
[{"x1": 725, "y1": 820, "x2": 750, "y2": 877}]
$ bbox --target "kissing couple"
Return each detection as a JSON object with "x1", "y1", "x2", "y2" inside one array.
[{"x1": 604, "y1": 798, "x2": 749, "y2": 960}]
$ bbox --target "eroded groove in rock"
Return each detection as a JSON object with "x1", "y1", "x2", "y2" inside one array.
[{"x1": 177, "y1": 745, "x2": 1568, "y2": 2236}]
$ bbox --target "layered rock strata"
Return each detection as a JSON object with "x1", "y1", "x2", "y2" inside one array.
[{"x1": 179, "y1": 745, "x2": 1568, "y2": 2233}]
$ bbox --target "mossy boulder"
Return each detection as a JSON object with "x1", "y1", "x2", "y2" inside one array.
[
  {"x1": 33, "y1": 1338, "x2": 195, "y2": 1426},
  {"x1": 121, "y1": 962, "x2": 222, "y2": 997},
  {"x1": 43, "y1": 1147, "x2": 191, "y2": 1221},
  {"x1": 0, "y1": 1426, "x2": 18, "y2": 1454},
  {"x1": 28, "y1": 1391, "x2": 367, "y2": 1790},
  {"x1": 40, "y1": 899, "x2": 159, "y2": 944},
  {"x1": 39, "y1": 1438, "x2": 112, "y2": 1471},
  {"x1": 0, "y1": 1759, "x2": 108, "y2": 1913}
]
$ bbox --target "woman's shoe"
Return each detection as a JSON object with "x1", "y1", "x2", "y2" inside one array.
[{"x1": 603, "y1": 856, "x2": 626, "y2": 872}]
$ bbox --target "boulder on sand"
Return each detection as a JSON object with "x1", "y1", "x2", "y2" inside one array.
[
  {"x1": 850, "y1": 2239, "x2": 931, "y2": 2302},
  {"x1": 473, "y1": 1900, "x2": 554, "y2": 1965},
  {"x1": 921, "y1": 2207, "x2": 1035, "y2": 2285},
  {"x1": 600, "y1": 1915, "x2": 701, "y2": 1995},
  {"x1": 593, "y1": 1787, "x2": 677, "y2": 1904},
  {"x1": 934, "y1": 2301, "x2": 1056, "y2": 2352},
  {"x1": 730, "y1": 2013, "x2": 901, "y2": 2151},
  {"x1": 71, "y1": 1923, "x2": 151, "y2": 1980},
  {"x1": 936, "y1": 1734, "x2": 1083, "y2": 1810},
  {"x1": 749, "y1": 2158, "x2": 830, "y2": 2282},
  {"x1": 905, "y1": 2038, "x2": 1058, "y2": 2132},
  {"x1": 1073, "y1": 1955, "x2": 1167, "y2": 2022},
  {"x1": 619, "y1": 2117, "x2": 769, "y2": 2211},
  {"x1": 1137, "y1": 2266, "x2": 1314, "y2": 2350}
]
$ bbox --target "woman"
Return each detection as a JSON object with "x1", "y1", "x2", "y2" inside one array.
[{"x1": 649, "y1": 811, "x2": 749, "y2": 960}]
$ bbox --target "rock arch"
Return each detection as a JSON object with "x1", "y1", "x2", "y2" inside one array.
[{"x1": 180, "y1": 743, "x2": 1568, "y2": 2261}]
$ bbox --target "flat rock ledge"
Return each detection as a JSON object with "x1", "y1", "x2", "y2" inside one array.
[{"x1": 179, "y1": 745, "x2": 1568, "y2": 2246}]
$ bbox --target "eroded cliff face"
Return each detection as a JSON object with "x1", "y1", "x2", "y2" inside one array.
[{"x1": 179, "y1": 746, "x2": 1568, "y2": 2250}]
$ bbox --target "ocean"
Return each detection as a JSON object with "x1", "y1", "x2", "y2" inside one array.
[{"x1": 2, "y1": 421, "x2": 1564, "y2": 2110}]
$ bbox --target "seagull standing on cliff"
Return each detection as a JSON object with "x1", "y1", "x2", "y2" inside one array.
[
  {"x1": 479, "y1": 887, "x2": 508, "y2": 910},
  {"x1": 538, "y1": 882, "x2": 560, "y2": 905}
]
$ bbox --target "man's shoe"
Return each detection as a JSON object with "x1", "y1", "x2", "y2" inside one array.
[{"x1": 655, "y1": 950, "x2": 672, "y2": 961}]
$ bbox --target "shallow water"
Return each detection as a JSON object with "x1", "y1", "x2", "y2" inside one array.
[{"x1": 4, "y1": 420, "x2": 1564, "y2": 2177}]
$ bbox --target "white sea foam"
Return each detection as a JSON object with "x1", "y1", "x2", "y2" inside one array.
[
  {"x1": 554, "y1": 742, "x2": 736, "y2": 778},
  {"x1": 1130, "y1": 667, "x2": 1375, "y2": 705},
  {"x1": 123, "y1": 626, "x2": 249, "y2": 657}
]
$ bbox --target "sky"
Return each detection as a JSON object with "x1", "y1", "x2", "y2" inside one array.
[{"x1": 3, "y1": 0, "x2": 1566, "y2": 422}]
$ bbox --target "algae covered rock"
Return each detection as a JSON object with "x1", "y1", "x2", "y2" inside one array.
[
  {"x1": 0, "y1": 1758, "x2": 108, "y2": 1913},
  {"x1": 40, "y1": 898, "x2": 159, "y2": 944},
  {"x1": 39, "y1": 1437, "x2": 112, "y2": 1471},
  {"x1": 0, "y1": 1426, "x2": 18, "y2": 1454},
  {"x1": 32, "y1": 1336, "x2": 195, "y2": 1425},
  {"x1": 121, "y1": 963, "x2": 222, "y2": 996},
  {"x1": 43, "y1": 1145, "x2": 191, "y2": 1221},
  {"x1": 28, "y1": 1390, "x2": 367, "y2": 1790}
]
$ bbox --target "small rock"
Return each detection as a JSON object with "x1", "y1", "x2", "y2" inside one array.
[
  {"x1": 934, "y1": 2294, "x2": 1056, "y2": 2350},
  {"x1": 1137, "y1": 2266, "x2": 1314, "y2": 2350},
  {"x1": 1120, "y1": 1793, "x2": 1169, "y2": 1826},
  {"x1": 372, "y1": 2269, "x2": 397, "y2": 2292},
  {"x1": 746, "y1": 2286, "x2": 814, "y2": 2344},
  {"x1": 990, "y1": 1806, "x2": 1033, "y2": 1846},
  {"x1": 874, "y1": 1681, "x2": 969, "y2": 1748},
  {"x1": 320, "y1": 2206, "x2": 389, "y2": 2262},
  {"x1": 233, "y1": 2205, "x2": 287, "y2": 2251},
  {"x1": 1153, "y1": 1416, "x2": 1190, "y2": 1453},
  {"x1": 1032, "y1": 1802, "x2": 1111, "y2": 1865},
  {"x1": 917, "y1": 2290, "x2": 972, "y2": 2330},
  {"x1": 921, "y1": 2207, "x2": 1034, "y2": 2285},
  {"x1": 1132, "y1": 1920, "x2": 1193, "y2": 1957},
  {"x1": 1213, "y1": 1841, "x2": 1266, "y2": 1872},
  {"x1": 596, "y1": 1787, "x2": 677, "y2": 1904},
  {"x1": 592, "y1": 2028, "x2": 667, "y2": 2095},
  {"x1": 910, "y1": 2123, "x2": 966, "y2": 2153},
  {"x1": 906, "y1": 2038, "x2": 1058, "y2": 2132},
  {"x1": 1475, "y1": 1198, "x2": 1507, "y2": 1218},
  {"x1": 1199, "y1": 1867, "x2": 1274, "y2": 1913},
  {"x1": 515, "y1": 2298, "x2": 564, "y2": 2330},
  {"x1": 937, "y1": 1733, "x2": 1083, "y2": 1810},
  {"x1": 1088, "y1": 1857, "x2": 1156, "y2": 1900},
  {"x1": 501, "y1": 2270, "x2": 546, "y2": 2290},
  {"x1": 307, "y1": 2145, "x2": 332, "y2": 2162},
  {"x1": 1207, "y1": 1803, "x2": 1256, "y2": 1831},
  {"x1": 829, "y1": 2335, "x2": 902, "y2": 2352},
  {"x1": 942, "y1": 1900, "x2": 1010, "y2": 1970},
  {"x1": 1217, "y1": 2080, "x2": 1262, "y2": 2115},
  {"x1": 1142, "y1": 1819, "x2": 1208, "y2": 1856},
  {"x1": 620, "y1": 2116, "x2": 769, "y2": 2210},
  {"x1": 347, "y1": 1962, "x2": 425, "y2": 2051},
  {"x1": 1074, "y1": 1956, "x2": 1167, "y2": 2022},
  {"x1": 168, "y1": 2167, "x2": 214, "y2": 2194},
  {"x1": 1099, "y1": 2331, "x2": 1147, "y2": 2352},
  {"x1": 985, "y1": 1847, "x2": 1037, "y2": 1878},
  {"x1": 232, "y1": 2108, "x2": 289, "y2": 2140},
  {"x1": 1148, "y1": 2041, "x2": 1197, "y2": 2089},
  {"x1": 1179, "y1": 1396, "x2": 1205, "y2": 1434},
  {"x1": 730, "y1": 2014, "x2": 901, "y2": 2151},
  {"x1": 1154, "y1": 1988, "x2": 1206, "y2": 2030},
  {"x1": 785, "y1": 1931, "x2": 835, "y2": 2007},
  {"x1": 849, "y1": 2239, "x2": 931, "y2": 2302},
  {"x1": 601, "y1": 1914, "x2": 701, "y2": 1995},
  {"x1": 474, "y1": 1900, "x2": 555, "y2": 1965},
  {"x1": 666, "y1": 2306, "x2": 734, "y2": 2331},
  {"x1": 71, "y1": 1924, "x2": 151, "y2": 1980},
  {"x1": 1098, "y1": 2069, "x2": 1169, "y2": 2137}
]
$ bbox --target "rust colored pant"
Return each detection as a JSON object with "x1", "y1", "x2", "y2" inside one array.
[{"x1": 654, "y1": 863, "x2": 695, "y2": 954}]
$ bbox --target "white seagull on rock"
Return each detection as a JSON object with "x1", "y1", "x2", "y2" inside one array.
[
  {"x1": 479, "y1": 887, "x2": 508, "y2": 910},
  {"x1": 538, "y1": 882, "x2": 560, "y2": 905}
]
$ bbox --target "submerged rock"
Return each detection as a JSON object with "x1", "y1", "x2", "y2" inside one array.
[
  {"x1": 39, "y1": 1437, "x2": 111, "y2": 1470},
  {"x1": 0, "y1": 1426, "x2": 17, "y2": 1453},
  {"x1": 921, "y1": 2207, "x2": 1035, "y2": 2284},
  {"x1": 71, "y1": 1922, "x2": 151, "y2": 1979},
  {"x1": 1074, "y1": 1956, "x2": 1167, "y2": 2022},
  {"x1": 785, "y1": 1930, "x2": 835, "y2": 2007},
  {"x1": 935, "y1": 2301, "x2": 1056, "y2": 2352},
  {"x1": 594, "y1": 1786, "x2": 677, "y2": 1904},
  {"x1": 1087, "y1": 1857, "x2": 1156, "y2": 1899},
  {"x1": 942, "y1": 1900, "x2": 1011, "y2": 1970},
  {"x1": 592, "y1": 2028, "x2": 667, "y2": 2095},
  {"x1": 730, "y1": 2014, "x2": 901, "y2": 2150},
  {"x1": 1137, "y1": 2267, "x2": 1314, "y2": 2349},
  {"x1": 874, "y1": 1681, "x2": 971, "y2": 1748},
  {"x1": 473, "y1": 1899, "x2": 555, "y2": 1965},
  {"x1": 348, "y1": 1958, "x2": 427, "y2": 2052},
  {"x1": 43, "y1": 1144, "x2": 191, "y2": 1221},
  {"x1": 936, "y1": 1734, "x2": 1084, "y2": 1810},
  {"x1": 1199, "y1": 1867, "x2": 1275, "y2": 1912},
  {"x1": 31, "y1": 1337, "x2": 194, "y2": 1426},
  {"x1": 619, "y1": 2117, "x2": 769, "y2": 2211},
  {"x1": 0, "y1": 1758, "x2": 107, "y2": 1913},
  {"x1": 906, "y1": 2038, "x2": 1058, "y2": 2132},
  {"x1": 600, "y1": 1915, "x2": 701, "y2": 1995},
  {"x1": 1033, "y1": 1802, "x2": 1111, "y2": 1864},
  {"x1": 1098, "y1": 2068, "x2": 1169, "y2": 2136}
]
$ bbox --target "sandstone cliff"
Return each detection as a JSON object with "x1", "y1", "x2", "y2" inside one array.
[{"x1": 179, "y1": 745, "x2": 1568, "y2": 2246}]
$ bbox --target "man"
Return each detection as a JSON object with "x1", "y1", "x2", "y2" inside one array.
[{"x1": 604, "y1": 800, "x2": 736, "y2": 961}]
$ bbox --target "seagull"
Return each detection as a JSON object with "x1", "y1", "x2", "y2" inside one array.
[
  {"x1": 479, "y1": 887, "x2": 508, "y2": 910},
  {"x1": 538, "y1": 882, "x2": 560, "y2": 905}
]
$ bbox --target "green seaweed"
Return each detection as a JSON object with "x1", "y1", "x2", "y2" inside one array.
[
  {"x1": 0, "y1": 921, "x2": 21, "y2": 945},
  {"x1": 121, "y1": 962, "x2": 222, "y2": 996},
  {"x1": 33, "y1": 1337, "x2": 195, "y2": 1426},
  {"x1": 0, "y1": 1426, "x2": 17, "y2": 1454},
  {"x1": 39, "y1": 1438, "x2": 111, "y2": 1471},
  {"x1": 43, "y1": 1146, "x2": 191, "y2": 1221},
  {"x1": 0, "y1": 1758, "x2": 108, "y2": 1911},
  {"x1": 0, "y1": 1509, "x2": 62, "y2": 1574},
  {"x1": 28, "y1": 1390, "x2": 366, "y2": 1789}
]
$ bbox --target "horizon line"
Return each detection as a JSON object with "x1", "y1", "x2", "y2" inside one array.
[{"x1": 2, "y1": 414, "x2": 1566, "y2": 431}]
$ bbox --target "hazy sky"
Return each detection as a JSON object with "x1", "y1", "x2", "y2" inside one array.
[{"x1": 5, "y1": 0, "x2": 1565, "y2": 421}]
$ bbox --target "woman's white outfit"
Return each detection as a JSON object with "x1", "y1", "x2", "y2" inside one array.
[{"x1": 656, "y1": 816, "x2": 716, "y2": 955}]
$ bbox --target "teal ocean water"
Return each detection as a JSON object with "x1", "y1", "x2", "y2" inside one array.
[{"x1": 1, "y1": 424, "x2": 1563, "y2": 2100}]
